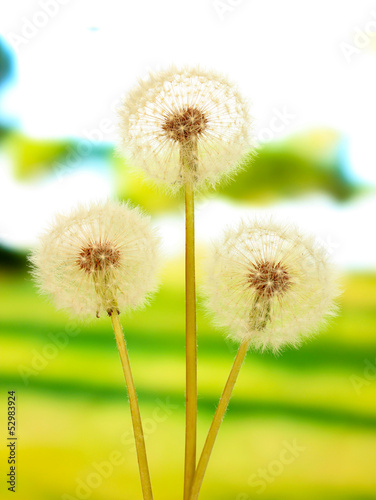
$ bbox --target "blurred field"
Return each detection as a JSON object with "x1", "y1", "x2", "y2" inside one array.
[{"x1": 0, "y1": 266, "x2": 376, "y2": 500}]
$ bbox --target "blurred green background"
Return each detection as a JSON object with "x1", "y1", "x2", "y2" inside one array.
[
  {"x1": 1, "y1": 3, "x2": 376, "y2": 497},
  {"x1": 1, "y1": 265, "x2": 376, "y2": 500}
]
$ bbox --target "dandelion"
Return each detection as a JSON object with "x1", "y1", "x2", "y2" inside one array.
[
  {"x1": 31, "y1": 200, "x2": 160, "y2": 500},
  {"x1": 118, "y1": 65, "x2": 252, "y2": 191},
  {"x1": 118, "y1": 66, "x2": 253, "y2": 499},
  {"x1": 204, "y1": 219, "x2": 339, "y2": 352},
  {"x1": 189, "y1": 220, "x2": 340, "y2": 500},
  {"x1": 31, "y1": 200, "x2": 159, "y2": 319}
]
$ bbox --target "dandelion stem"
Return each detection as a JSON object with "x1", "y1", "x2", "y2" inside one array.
[
  {"x1": 184, "y1": 179, "x2": 197, "y2": 500},
  {"x1": 110, "y1": 310, "x2": 153, "y2": 500},
  {"x1": 189, "y1": 338, "x2": 250, "y2": 500}
]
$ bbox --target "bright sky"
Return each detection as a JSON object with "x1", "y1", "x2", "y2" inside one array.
[{"x1": 0, "y1": 0, "x2": 375, "y2": 268}]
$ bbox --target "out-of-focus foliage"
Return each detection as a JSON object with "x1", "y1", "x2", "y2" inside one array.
[
  {"x1": 5, "y1": 133, "x2": 72, "y2": 177},
  {"x1": 4, "y1": 129, "x2": 363, "y2": 213},
  {"x1": 0, "y1": 37, "x2": 375, "y2": 500},
  {"x1": 0, "y1": 37, "x2": 13, "y2": 89},
  {"x1": 112, "y1": 154, "x2": 179, "y2": 212},
  {"x1": 0, "y1": 266, "x2": 375, "y2": 500},
  {"x1": 0, "y1": 39, "x2": 364, "y2": 214},
  {"x1": 5, "y1": 132, "x2": 115, "y2": 178},
  {"x1": 0, "y1": 38, "x2": 15, "y2": 142},
  {"x1": 0, "y1": 245, "x2": 27, "y2": 271},
  {"x1": 218, "y1": 130, "x2": 359, "y2": 203}
]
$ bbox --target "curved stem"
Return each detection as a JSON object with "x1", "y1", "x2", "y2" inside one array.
[
  {"x1": 110, "y1": 310, "x2": 153, "y2": 500},
  {"x1": 189, "y1": 339, "x2": 250, "y2": 500},
  {"x1": 184, "y1": 180, "x2": 198, "y2": 500}
]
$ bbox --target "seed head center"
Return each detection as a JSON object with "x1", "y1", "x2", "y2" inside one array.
[
  {"x1": 248, "y1": 260, "x2": 291, "y2": 298},
  {"x1": 77, "y1": 242, "x2": 120, "y2": 273},
  {"x1": 162, "y1": 106, "x2": 208, "y2": 143}
]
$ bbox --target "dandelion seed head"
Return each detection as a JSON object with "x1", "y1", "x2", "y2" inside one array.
[
  {"x1": 30, "y1": 201, "x2": 160, "y2": 319},
  {"x1": 248, "y1": 260, "x2": 291, "y2": 298},
  {"x1": 161, "y1": 106, "x2": 208, "y2": 143},
  {"x1": 203, "y1": 220, "x2": 341, "y2": 353},
  {"x1": 118, "y1": 65, "x2": 253, "y2": 192},
  {"x1": 77, "y1": 242, "x2": 121, "y2": 273}
]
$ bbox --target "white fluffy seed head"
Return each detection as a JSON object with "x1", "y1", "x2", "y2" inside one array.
[
  {"x1": 30, "y1": 201, "x2": 160, "y2": 319},
  {"x1": 203, "y1": 220, "x2": 341, "y2": 353},
  {"x1": 117, "y1": 65, "x2": 253, "y2": 193}
]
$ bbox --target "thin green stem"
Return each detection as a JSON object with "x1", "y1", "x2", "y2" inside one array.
[
  {"x1": 110, "y1": 310, "x2": 153, "y2": 500},
  {"x1": 184, "y1": 180, "x2": 197, "y2": 500},
  {"x1": 189, "y1": 339, "x2": 250, "y2": 500}
]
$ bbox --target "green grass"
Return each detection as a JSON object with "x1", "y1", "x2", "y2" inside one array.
[{"x1": 0, "y1": 270, "x2": 376, "y2": 500}]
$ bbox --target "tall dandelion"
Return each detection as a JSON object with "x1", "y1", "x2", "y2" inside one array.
[
  {"x1": 189, "y1": 220, "x2": 340, "y2": 500},
  {"x1": 118, "y1": 65, "x2": 252, "y2": 191},
  {"x1": 30, "y1": 200, "x2": 160, "y2": 500},
  {"x1": 118, "y1": 65, "x2": 253, "y2": 499}
]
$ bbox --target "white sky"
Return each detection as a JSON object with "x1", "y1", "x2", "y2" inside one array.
[{"x1": 0, "y1": 0, "x2": 375, "y2": 268}]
